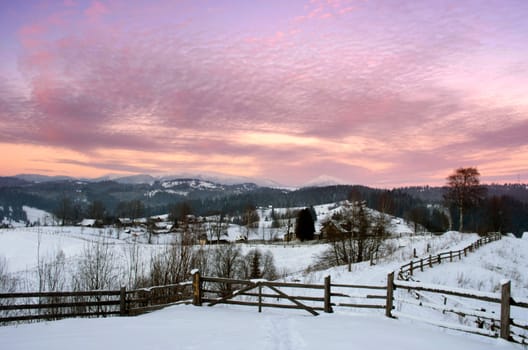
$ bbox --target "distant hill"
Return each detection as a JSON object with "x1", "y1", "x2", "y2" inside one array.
[{"x1": 1, "y1": 175, "x2": 527, "y2": 235}]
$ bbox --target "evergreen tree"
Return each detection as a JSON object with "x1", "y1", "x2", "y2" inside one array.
[
  {"x1": 294, "y1": 208, "x2": 315, "y2": 241},
  {"x1": 250, "y1": 249, "x2": 262, "y2": 279}
]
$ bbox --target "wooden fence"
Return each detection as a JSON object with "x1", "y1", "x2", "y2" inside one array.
[
  {"x1": 0, "y1": 282, "x2": 193, "y2": 324},
  {"x1": 1, "y1": 271, "x2": 526, "y2": 344},
  {"x1": 398, "y1": 233, "x2": 502, "y2": 279},
  {"x1": 1, "y1": 232, "x2": 525, "y2": 344},
  {"x1": 191, "y1": 271, "x2": 388, "y2": 316},
  {"x1": 389, "y1": 275, "x2": 528, "y2": 344},
  {"x1": 0, "y1": 289, "x2": 125, "y2": 323}
]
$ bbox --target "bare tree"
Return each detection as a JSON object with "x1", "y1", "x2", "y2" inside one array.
[
  {"x1": 122, "y1": 242, "x2": 147, "y2": 289},
  {"x1": 149, "y1": 232, "x2": 195, "y2": 286},
  {"x1": 318, "y1": 201, "x2": 389, "y2": 270},
  {"x1": 55, "y1": 195, "x2": 73, "y2": 226},
  {"x1": 212, "y1": 244, "x2": 243, "y2": 296},
  {"x1": 73, "y1": 239, "x2": 117, "y2": 291},
  {"x1": 0, "y1": 256, "x2": 17, "y2": 293},
  {"x1": 444, "y1": 167, "x2": 486, "y2": 232}
]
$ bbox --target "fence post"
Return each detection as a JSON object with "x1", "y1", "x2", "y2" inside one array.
[
  {"x1": 458, "y1": 250, "x2": 461, "y2": 260},
  {"x1": 409, "y1": 261, "x2": 413, "y2": 276},
  {"x1": 192, "y1": 270, "x2": 202, "y2": 306},
  {"x1": 120, "y1": 286, "x2": 127, "y2": 316},
  {"x1": 429, "y1": 255, "x2": 432, "y2": 268},
  {"x1": 438, "y1": 254, "x2": 441, "y2": 264},
  {"x1": 258, "y1": 283, "x2": 262, "y2": 313},
  {"x1": 385, "y1": 272, "x2": 394, "y2": 318},
  {"x1": 449, "y1": 251, "x2": 453, "y2": 262},
  {"x1": 500, "y1": 280, "x2": 511, "y2": 340},
  {"x1": 464, "y1": 248, "x2": 467, "y2": 257},
  {"x1": 324, "y1": 275, "x2": 333, "y2": 313},
  {"x1": 420, "y1": 259, "x2": 423, "y2": 272}
]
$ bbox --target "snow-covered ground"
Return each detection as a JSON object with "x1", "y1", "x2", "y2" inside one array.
[
  {"x1": 0, "y1": 226, "x2": 328, "y2": 287},
  {"x1": 1, "y1": 224, "x2": 528, "y2": 347},
  {"x1": 0, "y1": 305, "x2": 520, "y2": 350}
]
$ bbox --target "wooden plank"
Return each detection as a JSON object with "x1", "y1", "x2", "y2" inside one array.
[
  {"x1": 0, "y1": 290, "x2": 121, "y2": 299},
  {"x1": 131, "y1": 281, "x2": 192, "y2": 293},
  {"x1": 238, "y1": 292, "x2": 324, "y2": 302},
  {"x1": 393, "y1": 311, "x2": 498, "y2": 338},
  {"x1": 128, "y1": 300, "x2": 191, "y2": 316},
  {"x1": 265, "y1": 284, "x2": 319, "y2": 316},
  {"x1": 366, "y1": 295, "x2": 386, "y2": 299},
  {"x1": 202, "y1": 299, "x2": 324, "y2": 311},
  {"x1": 331, "y1": 283, "x2": 386, "y2": 290},
  {"x1": 511, "y1": 320, "x2": 528, "y2": 331},
  {"x1": 337, "y1": 303, "x2": 385, "y2": 309},
  {"x1": 393, "y1": 281, "x2": 501, "y2": 303},
  {"x1": 267, "y1": 281, "x2": 325, "y2": 290},
  {"x1": 0, "y1": 300, "x2": 120, "y2": 311},
  {"x1": 200, "y1": 277, "x2": 253, "y2": 285},
  {"x1": 0, "y1": 311, "x2": 121, "y2": 323},
  {"x1": 511, "y1": 298, "x2": 528, "y2": 308},
  {"x1": 207, "y1": 283, "x2": 258, "y2": 307},
  {"x1": 398, "y1": 298, "x2": 500, "y2": 321}
]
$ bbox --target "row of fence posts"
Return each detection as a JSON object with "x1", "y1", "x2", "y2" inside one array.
[
  {"x1": 404, "y1": 233, "x2": 501, "y2": 277},
  {"x1": 191, "y1": 269, "x2": 512, "y2": 341}
]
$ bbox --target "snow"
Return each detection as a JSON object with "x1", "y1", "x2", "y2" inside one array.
[
  {"x1": 414, "y1": 236, "x2": 528, "y2": 298},
  {"x1": 145, "y1": 189, "x2": 190, "y2": 197},
  {"x1": 0, "y1": 305, "x2": 519, "y2": 350},
  {"x1": 79, "y1": 219, "x2": 96, "y2": 227},
  {"x1": 394, "y1": 280, "x2": 501, "y2": 302},
  {"x1": 22, "y1": 206, "x2": 57, "y2": 226},
  {"x1": 1, "y1": 226, "x2": 527, "y2": 347}
]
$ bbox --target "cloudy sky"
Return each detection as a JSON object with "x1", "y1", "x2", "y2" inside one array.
[{"x1": 1, "y1": 0, "x2": 527, "y2": 187}]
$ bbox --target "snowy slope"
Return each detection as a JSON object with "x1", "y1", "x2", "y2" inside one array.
[
  {"x1": 414, "y1": 236, "x2": 528, "y2": 297},
  {"x1": 22, "y1": 206, "x2": 57, "y2": 225}
]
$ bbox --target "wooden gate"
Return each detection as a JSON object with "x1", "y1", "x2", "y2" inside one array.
[{"x1": 192, "y1": 272, "x2": 333, "y2": 316}]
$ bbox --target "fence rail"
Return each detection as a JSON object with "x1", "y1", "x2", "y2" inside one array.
[
  {"x1": 191, "y1": 272, "x2": 389, "y2": 315},
  {"x1": 0, "y1": 282, "x2": 193, "y2": 324},
  {"x1": 0, "y1": 289, "x2": 125, "y2": 324},
  {"x1": 391, "y1": 275, "x2": 528, "y2": 343}
]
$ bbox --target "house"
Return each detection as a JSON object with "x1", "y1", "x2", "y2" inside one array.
[
  {"x1": 79, "y1": 218, "x2": 102, "y2": 227},
  {"x1": 117, "y1": 218, "x2": 133, "y2": 226}
]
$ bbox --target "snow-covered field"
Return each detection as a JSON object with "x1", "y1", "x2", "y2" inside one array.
[
  {"x1": 0, "y1": 226, "x2": 328, "y2": 278},
  {"x1": 1, "y1": 224, "x2": 528, "y2": 349},
  {"x1": 0, "y1": 304, "x2": 519, "y2": 350}
]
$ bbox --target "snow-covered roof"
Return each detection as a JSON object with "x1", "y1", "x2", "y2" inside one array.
[{"x1": 79, "y1": 219, "x2": 97, "y2": 226}]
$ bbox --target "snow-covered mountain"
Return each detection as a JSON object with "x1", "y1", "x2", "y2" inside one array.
[
  {"x1": 302, "y1": 175, "x2": 349, "y2": 187},
  {"x1": 15, "y1": 174, "x2": 75, "y2": 183}
]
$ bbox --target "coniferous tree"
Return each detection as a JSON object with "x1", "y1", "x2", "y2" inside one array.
[{"x1": 295, "y1": 208, "x2": 315, "y2": 241}]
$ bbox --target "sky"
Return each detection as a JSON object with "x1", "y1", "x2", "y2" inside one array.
[{"x1": 1, "y1": 0, "x2": 528, "y2": 187}]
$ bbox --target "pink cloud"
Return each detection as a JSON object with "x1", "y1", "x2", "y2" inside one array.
[
  {"x1": 1, "y1": 0, "x2": 528, "y2": 185},
  {"x1": 84, "y1": 1, "x2": 109, "y2": 20}
]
